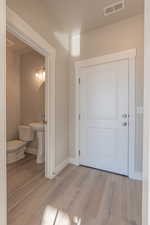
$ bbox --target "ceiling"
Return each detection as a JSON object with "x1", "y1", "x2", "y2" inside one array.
[
  {"x1": 44, "y1": 0, "x2": 144, "y2": 33},
  {"x1": 6, "y1": 32, "x2": 34, "y2": 54}
]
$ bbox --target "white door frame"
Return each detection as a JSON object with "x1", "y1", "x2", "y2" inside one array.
[
  {"x1": 142, "y1": 0, "x2": 150, "y2": 224},
  {"x1": 75, "y1": 49, "x2": 136, "y2": 179},
  {"x1": 0, "y1": 0, "x2": 7, "y2": 225},
  {"x1": 6, "y1": 8, "x2": 56, "y2": 179}
]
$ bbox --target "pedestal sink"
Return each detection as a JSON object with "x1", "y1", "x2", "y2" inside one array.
[{"x1": 30, "y1": 122, "x2": 45, "y2": 164}]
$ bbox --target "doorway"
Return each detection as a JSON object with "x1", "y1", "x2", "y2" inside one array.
[
  {"x1": 75, "y1": 49, "x2": 136, "y2": 178},
  {"x1": 6, "y1": 31, "x2": 46, "y2": 164},
  {"x1": 79, "y1": 59, "x2": 129, "y2": 175},
  {"x1": 6, "y1": 8, "x2": 56, "y2": 180},
  {"x1": 0, "y1": 6, "x2": 57, "y2": 222}
]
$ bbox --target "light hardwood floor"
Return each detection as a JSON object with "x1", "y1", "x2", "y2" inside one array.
[{"x1": 7, "y1": 154, "x2": 142, "y2": 225}]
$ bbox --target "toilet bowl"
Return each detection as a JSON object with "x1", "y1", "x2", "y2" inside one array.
[{"x1": 7, "y1": 125, "x2": 33, "y2": 164}]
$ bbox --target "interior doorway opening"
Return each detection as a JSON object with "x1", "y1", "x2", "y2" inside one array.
[
  {"x1": 6, "y1": 7, "x2": 56, "y2": 182},
  {"x1": 6, "y1": 31, "x2": 46, "y2": 166},
  {"x1": 6, "y1": 31, "x2": 47, "y2": 222}
]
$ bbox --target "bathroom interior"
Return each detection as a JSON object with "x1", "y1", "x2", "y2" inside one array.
[{"x1": 6, "y1": 31, "x2": 46, "y2": 197}]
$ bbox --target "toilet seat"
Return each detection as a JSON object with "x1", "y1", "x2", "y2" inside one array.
[
  {"x1": 7, "y1": 140, "x2": 27, "y2": 164},
  {"x1": 7, "y1": 140, "x2": 26, "y2": 152}
]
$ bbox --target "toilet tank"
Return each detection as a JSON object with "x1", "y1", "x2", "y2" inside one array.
[{"x1": 18, "y1": 125, "x2": 33, "y2": 142}]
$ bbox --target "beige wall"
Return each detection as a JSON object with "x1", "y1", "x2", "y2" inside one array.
[
  {"x1": 6, "y1": 48, "x2": 45, "y2": 140},
  {"x1": 6, "y1": 47, "x2": 21, "y2": 141},
  {"x1": 7, "y1": 1, "x2": 70, "y2": 167},
  {"x1": 69, "y1": 14, "x2": 144, "y2": 174},
  {"x1": 20, "y1": 51, "x2": 45, "y2": 125}
]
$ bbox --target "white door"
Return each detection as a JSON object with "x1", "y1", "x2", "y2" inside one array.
[{"x1": 79, "y1": 59, "x2": 129, "y2": 175}]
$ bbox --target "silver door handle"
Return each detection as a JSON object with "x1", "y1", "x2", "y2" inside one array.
[{"x1": 122, "y1": 122, "x2": 128, "y2": 126}]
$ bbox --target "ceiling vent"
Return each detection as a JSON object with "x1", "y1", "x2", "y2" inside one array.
[
  {"x1": 104, "y1": 0, "x2": 125, "y2": 16},
  {"x1": 6, "y1": 39, "x2": 15, "y2": 48}
]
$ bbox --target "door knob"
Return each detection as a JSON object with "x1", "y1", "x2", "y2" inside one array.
[{"x1": 122, "y1": 122, "x2": 128, "y2": 126}]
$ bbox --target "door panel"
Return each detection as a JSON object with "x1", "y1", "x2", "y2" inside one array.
[
  {"x1": 79, "y1": 60, "x2": 129, "y2": 175},
  {"x1": 87, "y1": 70, "x2": 118, "y2": 120}
]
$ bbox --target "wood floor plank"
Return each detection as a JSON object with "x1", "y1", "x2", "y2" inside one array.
[{"x1": 7, "y1": 155, "x2": 142, "y2": 225}]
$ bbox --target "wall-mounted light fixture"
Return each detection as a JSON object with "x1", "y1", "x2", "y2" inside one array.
[{"x1": 35, "y1": 67, "x2": 46, "y2": 82}]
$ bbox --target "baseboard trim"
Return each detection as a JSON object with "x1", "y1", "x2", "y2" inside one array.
[
  {"x1": 69, "y1": 157, "x2": 79, "y2": 166},
  {"x1": 132, "y1": 172, "x2": 143, "y2": 181},
  {"x1": 54, "y1": 158, "x2": 69, "y2": 175},
  {"x1": 69, "y1": 158, "x2": 143, "y2": 181},
  {"x1": 52, "y1": 157, "x2": 79, "y2": 179},
  {"x1": 54, "y1": 158, "x2": 143, "y2": 181}
]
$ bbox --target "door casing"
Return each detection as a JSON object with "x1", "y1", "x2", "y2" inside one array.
[
  {"x1": 75, "y1": 49, "x2": 136, "y2": 179},
  {"x1": 0, "y1": 0, "x2": 7, "y2": 224},
  {"x1": 6, "y1": 7, "x2": 56, "y2": 179}
]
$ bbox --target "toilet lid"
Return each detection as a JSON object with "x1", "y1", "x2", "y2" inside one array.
[{"x1": 7, "y1": 140, "x2": 26, "y2": 152}]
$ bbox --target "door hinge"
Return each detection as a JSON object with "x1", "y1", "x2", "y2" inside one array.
[
  {"x1": 78, "y1": 114, "x2": 80, "y2": 120},
  {"x1": 78, "y1": 78, "x2": 80, "y2": 84},
  {"x1": 78, "y1": 150, "x2": 80, "y2": 156}
]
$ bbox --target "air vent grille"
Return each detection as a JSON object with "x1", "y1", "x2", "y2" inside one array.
[{"x1": 104, "y1": 0, "x2": 125, "y2": 16}]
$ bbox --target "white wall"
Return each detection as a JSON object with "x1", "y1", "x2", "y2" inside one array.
[{"x1": 69, "y1": 14, "x2": 144, "y2": 175}]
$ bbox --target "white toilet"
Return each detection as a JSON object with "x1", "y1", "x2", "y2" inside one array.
[{"x1": 7, "y1": 125, "x2": 33, "y2": 164}]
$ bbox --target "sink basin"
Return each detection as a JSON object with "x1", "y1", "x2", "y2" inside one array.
[{"x1": 30, "y1": 122, "x2": 44, "y2": 132}]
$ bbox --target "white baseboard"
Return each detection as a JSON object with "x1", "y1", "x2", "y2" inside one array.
[
  {"x1": 52, "y1": 157, "x2": 78, "y2": 179},
  {"x1": 132, "y1": 171, "x2": 143, "y2": 181},
  {"x1": 54, "y1": 158, "x2": 69, "y2": 175},
  {"x1": 55, "y1": 157, "x2": 143, "y2": 181},
  {"x1": 69, "y1": 157, "x2": 79, "y2": 166},
  {"x1": 26, "y1": 147, "x2": 37, "y2": 155},
  {"x1": 69, "y1": 158, "x2": 143, "y2": 181}
]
